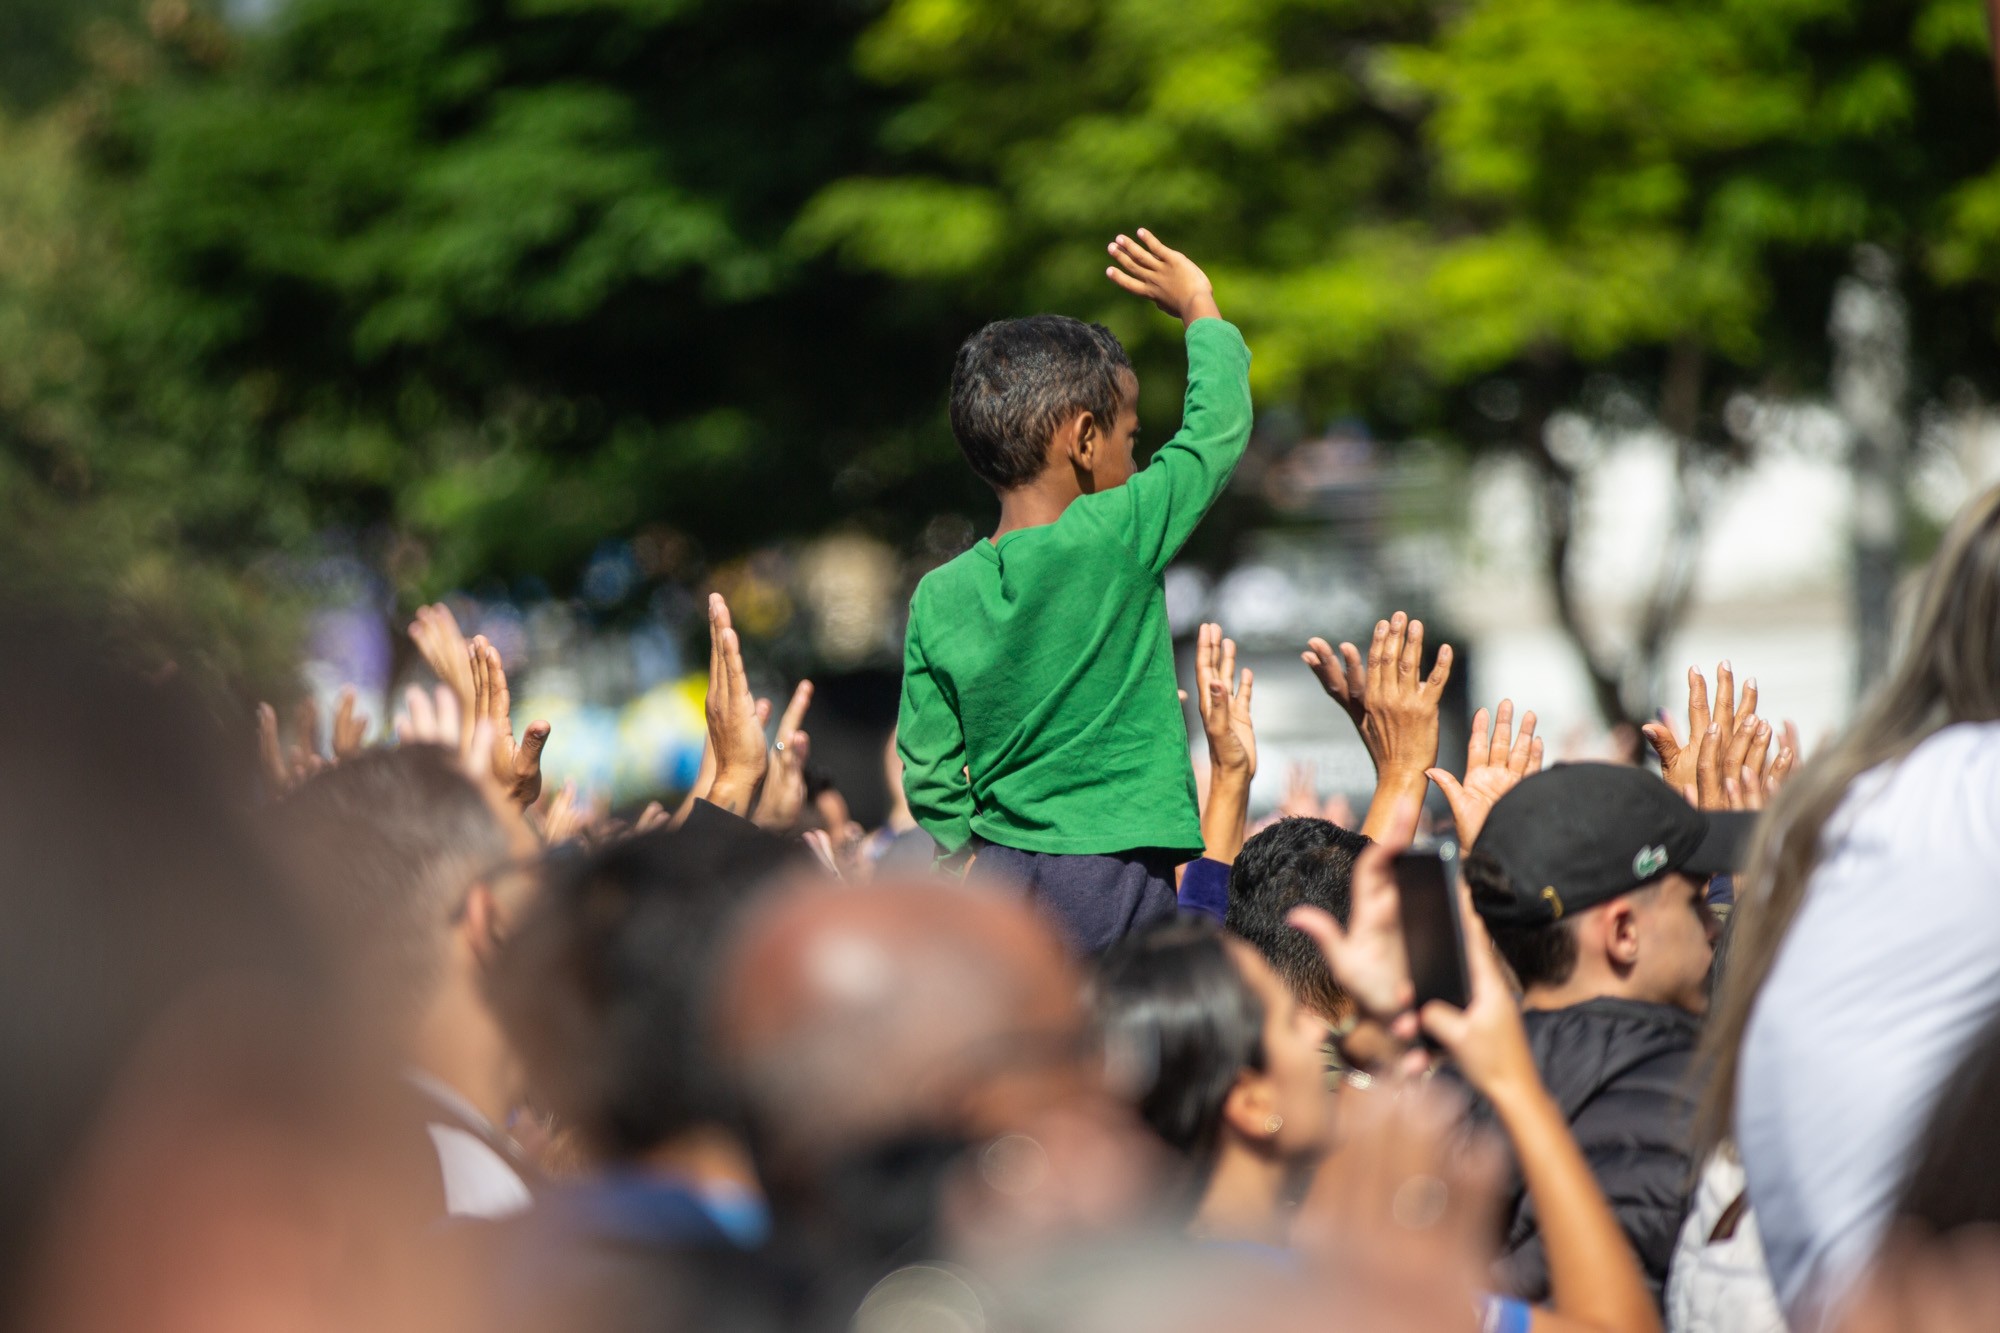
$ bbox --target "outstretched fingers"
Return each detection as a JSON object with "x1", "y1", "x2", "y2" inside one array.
[
  {"x1": 1641, "y1": 714, "x2": 1682, "y2": 770},
  {"x1": 1465, "y1": 706, "x2": 1494, "y2": 772},
  {"x1": 1196, "y1": 624, "x2": 1220, "y2": 721},
  {"x1": 775, "y1": 679, "x2": 815, "y2": 745},
  {"x1": 1134, "y1": 227, "x2": 1184, "y2": 265},
  {"x1": 1687, "y1": 667, "x2": 1712, "y2": 738},
  {"x1": 1488, "y1": 698, "x2": 1516, "y2": 760},
  {"x1": 1712, "y1": 660, "x2": 1737, "y2": 741},
  {"x1": 1507, "y1": 709, "x2": 1539, "y2": 775},
  {"x1": 1399, "y1": 617, "x2": 1424, "y2": 679}
]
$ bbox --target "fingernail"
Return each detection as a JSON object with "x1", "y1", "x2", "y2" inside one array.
[{"x1": 1707, "y1": 725, "x2": 1719, "y2": 736}]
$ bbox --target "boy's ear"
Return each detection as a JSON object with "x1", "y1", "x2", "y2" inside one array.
[{"x1": 1065, "y1": 408, "x2": 1099, "y2": 468}]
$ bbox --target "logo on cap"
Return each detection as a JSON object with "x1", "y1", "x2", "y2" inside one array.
[{"x1": 1633, "y1": 845, "x2": 1669, "y2": 879}]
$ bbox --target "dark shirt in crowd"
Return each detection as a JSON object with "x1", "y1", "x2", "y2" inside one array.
[{"x1": 1472, "y1": 997, "x2": 1702, "y2": 1306}]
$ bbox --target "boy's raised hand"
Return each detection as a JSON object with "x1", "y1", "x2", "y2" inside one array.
[{"x1": 1105, "y1": 228, "x2": 1222, "y2": 327}]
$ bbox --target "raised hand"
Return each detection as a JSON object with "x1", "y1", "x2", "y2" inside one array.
[
  {"x1": 1281, "y1": 761, "x2": 1322, "y2": 820},
  {"x1": 1716, "y1": 724, "x2": 1796, "y2": 813},
  {"x1": 407, "y1": 603, "x2": 478, "y2": 755},
  {"x1": 1644, "y1": 663, "x2": 1754, "y2": 798},
  {"x1": 257, "y1": 701, "x2": 320, "y2": 795},
  {"x1": 1194, "y1": 623, "x2": 1255, "y2": 778},
  {"x1": 1360, "y1": 612, "x2": 1453, "y2": 784},
  {"x1": 539, "y1": 780, "x2": 585, "y2": 844},
  {"x1": 1427, "y1": 699, "x2": 1541, "y2": 850},
  {"x1": 1104, "y1": 228, "x2": 1222, "y2": 327},
  {"x1": 752, "y1": 680, "x2": 815, "y2": 831},
  {"x1": 1699, "y1": 712, "x2": 1764, "y2": 810},
  {"x1": 330, "y1": 686, "x2": 368, "y2": 760},
  {"x1": 704, "y1": 593, "x2": 771, "y2": 815},
  {"x1": 470, "y1": 635, "x2": 550, "y2": 808},
  {"x1": 1193, "y1": 622, "x2": 1255, "y2": 863},
  {"x1": 257, "y1": 690, "x2": 370, "y2": 796},
  {"x1": 395, "y1": 682, "x2": 462, "y2": 748},
  {"x1": 1302, "y1": 634, "x2": 1368, "y2": 755}
]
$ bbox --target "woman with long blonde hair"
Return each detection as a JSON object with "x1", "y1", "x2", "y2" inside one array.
[{"x1": 1701, "y1": 483, "x2": 2000, "y2": 1325}]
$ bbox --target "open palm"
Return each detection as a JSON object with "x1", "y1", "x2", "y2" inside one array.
[{"x1": 1427, "y1": 699, "x2": 1541, "y2": 850}]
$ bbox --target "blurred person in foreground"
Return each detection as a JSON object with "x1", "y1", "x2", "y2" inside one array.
[
  {"x1": 712, "y1": 872, "x2": 1523, "y2": 1333},
  {"x1": 478, "y1": 819, "x2": 806, "y2": 1333},
  {"x1": 1698, "y1": 483, "x2": 2000, "y2": 1327},
  {"x1": 711, "y1": 874, "x2": 1163, "y2": 1325},
  {"x1": 898, "y1": 229, "x2": 1253, "y2": 954},
  {"x1": 1461, "y1": 765, "x2": 1747, "y2": 1305},
  {"x1": 0, "y1": 610, "x2": 470, "y2": 1333},
  {"x1": 1820, "y1": 1002, "x2": 2000, "y2": 1333},
  {"x1": 271, "y1": 739, "x2": 545, "y2": 1220}
]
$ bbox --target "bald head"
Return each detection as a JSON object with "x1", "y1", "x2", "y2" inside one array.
[{"x1": 715, "y1": 878, "x2": 1083, "y2": 1166}]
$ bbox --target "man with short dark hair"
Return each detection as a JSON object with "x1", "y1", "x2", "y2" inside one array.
[
  {"x1": 1464, "y1": 763, "x2": 1746, "y2": 1306},
  {"x1": 1224, "y1": 816, "x2": 1368, "y2": 1022},
  {"x1": 274, "y1": 745, "x2": 544, "y2": 1220}
]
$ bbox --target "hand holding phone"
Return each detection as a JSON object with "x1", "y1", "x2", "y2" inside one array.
[{"x1": 1393, "y1": 847, "x2": 1471, "y2": 1014}]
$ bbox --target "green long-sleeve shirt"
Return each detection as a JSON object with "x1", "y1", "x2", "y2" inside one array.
[{"x1": 897, "y1": 317, "x2": 1253, "y2": 856}]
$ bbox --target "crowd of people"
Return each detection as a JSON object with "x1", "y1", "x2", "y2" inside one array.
[{"x1": 9, "y1": 228, "x2": 2000, "y2": 1333}]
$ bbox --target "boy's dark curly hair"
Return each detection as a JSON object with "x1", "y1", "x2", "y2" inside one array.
[{"x1": 948, "y1": 314, "x2": 1133, "y2": 490}]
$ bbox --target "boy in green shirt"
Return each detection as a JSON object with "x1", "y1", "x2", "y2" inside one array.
[{"x1": 897, "y1": 228, "x2": 1254, "y2": 953}]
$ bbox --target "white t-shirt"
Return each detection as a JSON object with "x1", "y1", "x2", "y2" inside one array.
[
  {"x1": 406, "y1": 1070, "x2": 533, "y2": 1220},
  {"x1": 1737, "y1": 721, "x2": 2000, "y2": 1323}
]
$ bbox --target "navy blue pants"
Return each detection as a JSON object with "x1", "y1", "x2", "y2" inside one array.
[{"x1": 968, "y1": 840, "x2": 1183, "y2": 956}]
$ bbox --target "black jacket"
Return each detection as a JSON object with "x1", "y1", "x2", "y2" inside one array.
[{"x1": 1477, "y1": 997, "x2": 1703, "y2": 1307}]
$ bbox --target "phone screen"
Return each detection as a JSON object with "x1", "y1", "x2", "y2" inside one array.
[{"x1": 1393, "y1": 848, "x2": 1471, "y2": 1013}]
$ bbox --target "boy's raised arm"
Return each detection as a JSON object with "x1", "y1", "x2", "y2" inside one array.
[
  {"x1": 1101, "y1": 229, "x2": 1252, "y2": 575},
  {"x1": 896, "y1": 617, "x2": 974, "y2": 854}
]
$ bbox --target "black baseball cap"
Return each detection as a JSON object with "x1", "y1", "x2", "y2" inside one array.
[{"x1": 1469, "y1": 763, "x2": 1753, "y2": 928}]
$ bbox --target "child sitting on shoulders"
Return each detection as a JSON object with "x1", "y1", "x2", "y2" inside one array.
[{"x1": 898, "y1": 228, "x2": 1254, "y2": 954}]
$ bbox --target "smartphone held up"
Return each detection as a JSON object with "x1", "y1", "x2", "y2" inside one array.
[{"x1": 1393, "y1": 846, "x2": 1471, "y2": 1013}]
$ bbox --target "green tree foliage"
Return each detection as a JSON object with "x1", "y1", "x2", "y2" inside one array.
[
  {"x1": 7, "y1": 0, "x2": 2000, "y2": 708},
  {"x1": 803, "y1": 0, "x2": 2000, "y2": 719},
  {"x1": 810, "y1": 0, "x2": 2000, "y2": 427},
  {"x1": 0, "y1": 0, "x2": 142, "y2": 111},
  {"x1": 98, "y1": 0, "x2": 994, "y2": 599},
  {"x1": 0, "y1": 103, "x2": 310, "y2": 690}
]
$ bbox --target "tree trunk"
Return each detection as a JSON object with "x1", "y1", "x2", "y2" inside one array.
[
  {"x1": 1829, "y1": 246, "x2": 1909, "y2": 699},
  {"x1": 1522, "y1": 342, "x2": 1723, "y2": 733}
]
